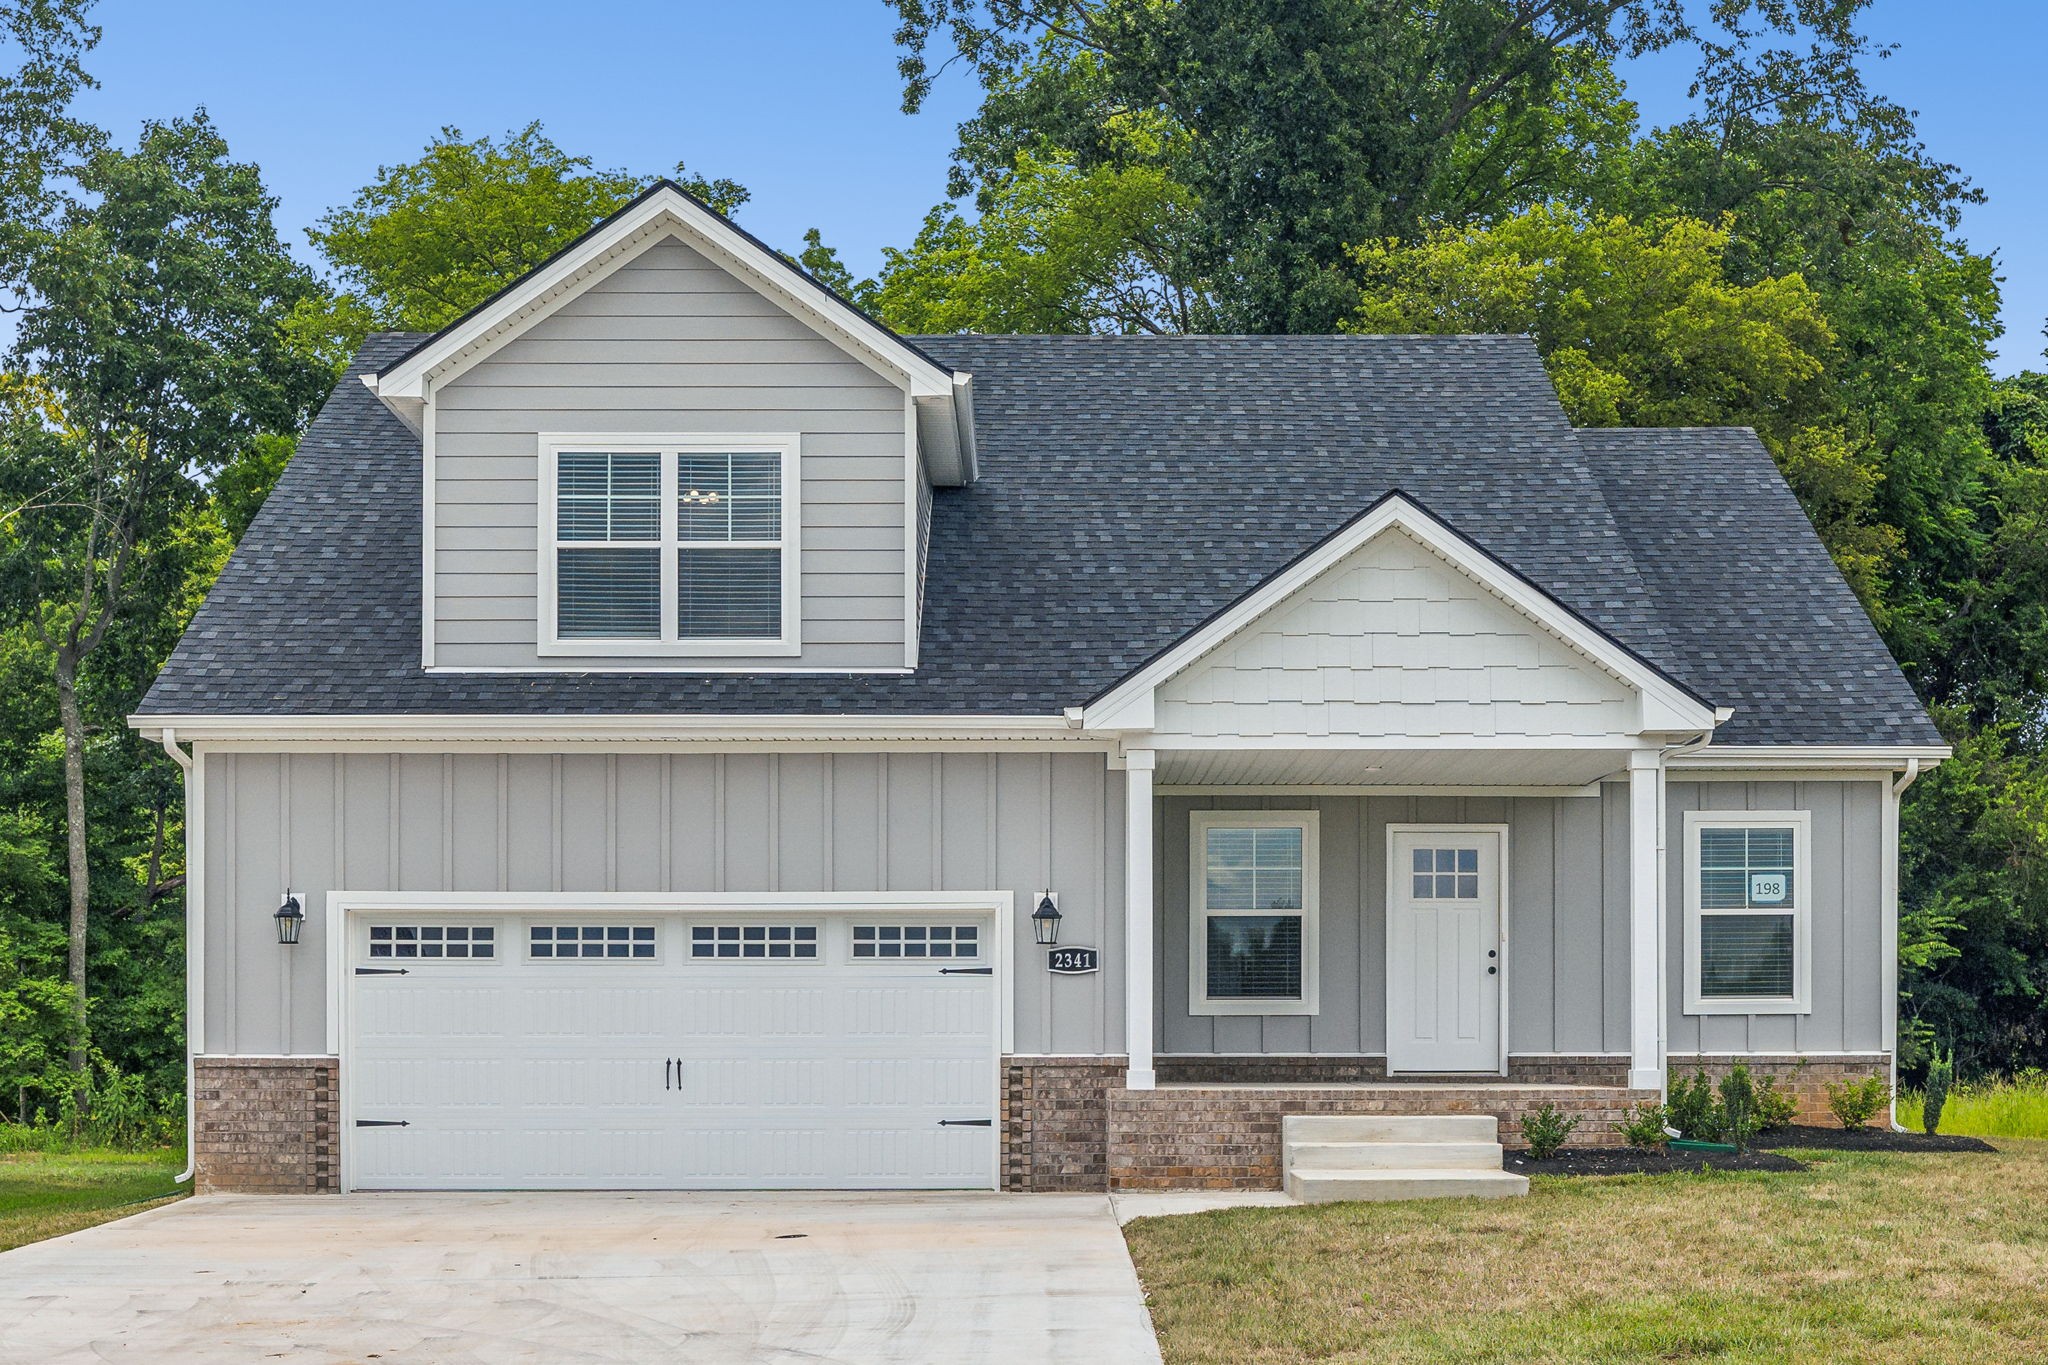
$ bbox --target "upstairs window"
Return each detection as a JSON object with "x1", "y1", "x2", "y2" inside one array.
[
  {"x1": 1684, "y1": 810, "x2": 1811, "y2": 1015},
  {"x1": 540, "y1": 436, "x2": 799, "y2": 656}
]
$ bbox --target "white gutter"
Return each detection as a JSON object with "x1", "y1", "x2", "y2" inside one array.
[
  {"x1": 159, "y1": 728, "x2": 198, "y2": 1186},
  {"x1": 127, "y1": 713, "x2": 1092, "y2": 745}
]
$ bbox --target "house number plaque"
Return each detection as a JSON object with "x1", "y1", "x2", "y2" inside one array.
[{"x1": 1046, "y1": 946, "x2": 1101, "y2": 975}]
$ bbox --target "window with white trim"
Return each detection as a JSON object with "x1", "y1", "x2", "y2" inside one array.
[
  {"x1": 1189, "y1": 810, "x2": 1319, "y2": 1016},
  {"x1": 689, "y1": 924, "x2": 819, "y2": 959},
  {"x1": 540, "y1": 436, "x2": 799, "y2": 656},
  {"x1": 368, "y1": 924, "x2": 494, "y2": 960},
  {"x1": 1684, "y1": 810, "x2": 1811, "y2": 1014},
  {"x1": 530, "y1": 924, "x2": 657, "y2": 959},
  {"x1": 851, "y1": 924, "x2": 980, "y2": 959}
]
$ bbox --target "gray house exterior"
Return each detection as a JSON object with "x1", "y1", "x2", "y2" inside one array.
[{"x1": 134, "y1": 184, "x2": 1944, "y2": 1194}]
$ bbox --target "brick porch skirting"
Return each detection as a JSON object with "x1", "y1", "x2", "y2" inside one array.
[
  {"x1": 194, "y1": 1056, "x2": 339, "y2": 1194},
  {"x1": 1155, "y1": 1054, "x2": 1632, "y2": 1087},
  {"x1": 1669, "y1": 1053, "x2": 1891, "y2": 1127}
]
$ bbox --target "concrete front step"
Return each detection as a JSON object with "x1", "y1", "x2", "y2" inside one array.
[
  {"x1": 1281, "y1": 1113, "x2": 1500, "y2": 1144},
  {"x1": 1285, "y1": 1168, "x2": 1531, "y2": 1203},
  {"x1": 1286, "y1": 1139, "x2": 1504, "y2": 1171}
]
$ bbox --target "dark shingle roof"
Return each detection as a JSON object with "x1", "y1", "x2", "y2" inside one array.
[
  {"x1": 136, "y1": 331, "x2": 1936, "y2": 746},
  {"x1": 1579, "y1": 427, "x2": 1940, "y2": 745}
]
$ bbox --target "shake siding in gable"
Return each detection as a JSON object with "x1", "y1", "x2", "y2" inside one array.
[
  {"x1": 431, "y1": 237, "x2": 909, "y2": 670},
  {"x1": 1152, "y1": 530, "x2": 1638, "y2": 741}
]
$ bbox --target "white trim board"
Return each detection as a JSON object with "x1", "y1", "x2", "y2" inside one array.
[{"x1": 1083, "y1": 494, "x2": 1719, "y2": 736}]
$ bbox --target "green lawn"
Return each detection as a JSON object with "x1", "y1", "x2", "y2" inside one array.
[
  {"x1": 1125, "y1": 1141, "x2": 2048, "y2": 1364},
  {"x1": 1898, "y1": 1077, "x2": 2048, "y2": 1140},
  {"x1": 0, "y1": 1150, "x2": 188, "y2": 1253}
]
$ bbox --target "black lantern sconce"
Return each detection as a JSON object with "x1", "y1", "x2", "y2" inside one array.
[
  {"x1": 274, "y1": 890, "x2": 304, "y2": 946},
  {"x1": 1031, "y1": 891, "x2": 1063, "y2": 946}
]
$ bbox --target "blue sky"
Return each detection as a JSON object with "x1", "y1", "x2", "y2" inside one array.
[{"x1": 69, "y1": 0, "x2": 2046, "y2": 373}]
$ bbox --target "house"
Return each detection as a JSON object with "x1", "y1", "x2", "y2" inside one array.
[{"x1": 131, "y1": 183, "x2": 1946, "y2": 1195}]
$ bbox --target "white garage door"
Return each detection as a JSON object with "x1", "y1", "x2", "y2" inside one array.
[{"x1": 345, "y1": 912, "x2": 997, "y2": 1190}]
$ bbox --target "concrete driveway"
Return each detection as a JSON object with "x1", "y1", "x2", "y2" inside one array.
[{"x1": 0, "y1": 1191, "x2": 1163, "y2": 1364}]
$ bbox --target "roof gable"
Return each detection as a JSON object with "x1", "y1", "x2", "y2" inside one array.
[
  {"x1": 1084, "y1": 493, "x2": 1719, "y2": 737},
  {"x1": 364, "y1": 181, "x2": 979, "y2": 483}
]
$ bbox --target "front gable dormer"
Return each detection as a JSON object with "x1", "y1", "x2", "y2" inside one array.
[{"x1": 364, "y1": 182, "x2": 974, "y2": 673}]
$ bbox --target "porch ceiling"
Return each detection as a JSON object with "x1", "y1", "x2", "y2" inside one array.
[{"x1": 1150, "y1": 745, "x2": 1631, "y2": 789}]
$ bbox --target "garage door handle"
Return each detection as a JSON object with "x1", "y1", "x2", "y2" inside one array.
[
  {"x1": 938, "y1": 1119, "x2": 993, "y2": 1127},
  {"x1": 355, "y1": 1119, "x2": 409, "y2": 1128},
  {"x1": 938, "y1": 967, "x2": 993, "y2": 975},
  {"x1": 355, "y1": 967, "x2": 408, "y2": 976},
  {"x1": 665, "y1": 1058, "x2": 672, "y2": 1091}
]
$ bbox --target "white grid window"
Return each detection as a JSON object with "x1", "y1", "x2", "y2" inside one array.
[
  {"x1": 530, "y1": 925, "x2": 657, "y2": 959},
  {"x1": 369, "y1": 925, "x2": 494, "y2": 960},
  {"x1": 851, "y1": 925, "x2": 980, "y2": 959},
  {"x1": 690, "y1": 925, "x2": 819, "y2": 959},
  {"x1": 1684, "y1": 811, "x2": 1811, "y2": 1014},
  {"x1": 1410, "y1": 847, "x2": 1481, "y2": 900},
  {"x1": 540, "y1": 437, "x2": 799, "y2": 656},
  {"x1": 1190, "y1": 811, "x2": 1320, "y2": 1016}
]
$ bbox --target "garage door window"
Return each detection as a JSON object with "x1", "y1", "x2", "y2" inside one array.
[
  {"x1": 530, "y1": 924, "x2": 657, "y2": 959},
  {"x1": 690, "y1": 924, "x2": 820, "y2": 959},
  {"x1": 852, "y1": 924, "x2": 980, "y2": 959},
  {"x1": 368, "y1": 925, "x2": 494, "y2": 960}
]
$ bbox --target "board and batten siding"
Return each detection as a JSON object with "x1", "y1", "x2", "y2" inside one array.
[
  {"x1": 431, "y1": 236, "x2": 910, "y2": 670},
  {"x1": 1152, "y1": 529, "x2": 1638, "y2": 741},
  {"x1": 199, "y1": 750, "x2": 1124, "y2": 1059},
  {"x1": 1158, "y1": 791, "x2": 1633, "y2": 1057},
  {"x1": 1665, "y1": 779, "x2": 1887, "y2": 1055}
]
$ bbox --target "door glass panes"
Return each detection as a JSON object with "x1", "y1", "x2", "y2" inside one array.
[
  {"x1": 1411, "y1": 847, "x2": 1480, "y2": 899},
  {"x1": 529, "y1": 924, "x2": 657, "y2": 959},
  {"x1": 368, "y1": 925, "x2": 495, "y2": 960},
  {"x1": 689, "y1": 924, "x2": 819, "y2": 959}
]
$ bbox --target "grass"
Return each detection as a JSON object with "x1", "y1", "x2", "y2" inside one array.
[
  {"x1": 1897, "y1": 1075, "x2": 2048, "y2": 1139},
  {"x1": 1125, "y1": 1141, "x2": 2048, "y2": 1364},
  {"x1": 0, "y1": 1149, "x2": 188, "y2": 1253}
]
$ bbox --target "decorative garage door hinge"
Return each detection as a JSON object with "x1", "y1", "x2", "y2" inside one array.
[
  {"x1": 354, "y1": 1119, "x2": 410, "y2": 1128},
  {"x1": 354, "y1": 967, "x2": 409, "y2": 976},
  {"x1": 937, "y1": 1118, "x2": 993, "y2": 1127},
  {"x1": 937, "y1": 966, "x2": 993, "y2": 975}
]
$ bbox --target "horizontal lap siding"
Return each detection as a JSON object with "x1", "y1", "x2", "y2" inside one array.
[
  {"x1": 1664, "y1": 779, "x2": 1886, "y2": 1055},
  {"x1": 200, "y1": 750, "x2": 1123, "y2": 1059},
  {"x1": 432, "y1": 237, "x2": 907, "y2": 670}
]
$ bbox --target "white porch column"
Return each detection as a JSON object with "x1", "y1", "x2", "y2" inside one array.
[
  {"x1": 1627, "y1": 749, "x2": 1665, "y2": 1092},
  {"x1": 1124, "y1": 749, "x2": 1157, "y2": 1091}
]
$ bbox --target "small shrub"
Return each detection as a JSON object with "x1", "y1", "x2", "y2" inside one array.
[
  {"x1": 1753, "y1": 1073, "x2": 1800, "y2": 1131},
  {"x1": 1718, "y1": 1065, "x2": 1763, "y2": 1152},
  {"x1": 1922, "y1": 1048, "x2": 1954, "y2": 1135},
  {"x1": 1826, "y1": 1074, "x2": 1892, "y2": 1130},
  {"x1": 1618, "y1": 1101, "x2": 1670, "y2": 1150},
  {"x1": 1520, "y1": 1102, "x2": 1579, "y2": 1159},
  {"x1": 1667, "y1": 1068, "x2": 1724, "y2": 1142}
]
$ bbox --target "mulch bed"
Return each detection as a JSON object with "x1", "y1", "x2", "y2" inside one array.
[
  {"x1": 1752, "y1": 1124, "x2": 1997, "y2": 1153},
  {"x1": 1505, "y1": 1147, "x2": 1807, "y2": 1176}
]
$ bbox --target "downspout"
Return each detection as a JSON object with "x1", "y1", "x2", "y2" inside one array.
[
  {"x1": 1889, "y1": 758, "x2": 1923, "y2": 1132},
  {"x1": 159, "y1": 728, "x2": 198, "y2": 1185},
  {"x1": 1653, "y1": 727, "x2": 1718, "y2": 1098}
]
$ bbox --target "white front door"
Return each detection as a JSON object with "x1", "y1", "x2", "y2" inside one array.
[
  {"x1": 1387, "y1": 828, "x2": 1503, "y2": 1073},
  {"x1": 344, "y1": 911, "x2": 997, "y2": 1190}
]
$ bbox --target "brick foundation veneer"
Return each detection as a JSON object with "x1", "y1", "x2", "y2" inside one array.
[
  {"x1": 1670, "y1": 1054, "x2": 1891, "y2": 1126},
  {"x1": 1001, "y1": 1056, "x2": 1125, "y2": 1191},
  {"x1": 194, "y1": 1057, "x2": 339, "y2": 1194},
  {"x1": 1108, "y1": 1083, "x2": 1657, "y2": 1189}
]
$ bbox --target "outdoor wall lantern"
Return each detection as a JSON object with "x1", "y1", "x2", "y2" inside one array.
[
  {"x1": 274, "y1": 890, "x2": 304, "y2": 946},
  {"x1": 1031, "y1": 891, "x2": 1063, "y2": 946}
]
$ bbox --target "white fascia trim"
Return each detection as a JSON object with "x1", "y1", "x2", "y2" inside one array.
[
  {"x1": 1668, "y1": 745, "x2": 1951, "y2": 770},
  {"x1": 366, "y1": 186, "x2": 958, "y2": 404},
  {"x1": 127, "y1": 713, "x2": 1095, "y2": 745},
  {"x1": 1081, "y1": 495, "x2": 1719, "y2": 735}
]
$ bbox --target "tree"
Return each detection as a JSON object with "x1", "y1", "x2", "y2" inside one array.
[
  {"x1": 1347, "y1": 206, "x2": 1897, "y2": 602},
  {"x1": 0, "y1": 0, "x2": 99, "y2": 290},
  {"x1": 304, "y1": 123, "x2": 752, "y2": 352},
  {"x1": 2, "y1": 112, "x2": 328, "y2": 1085},
  {"x1": 886, "y1": 0, "x2": 1891, "y2": 331}
]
